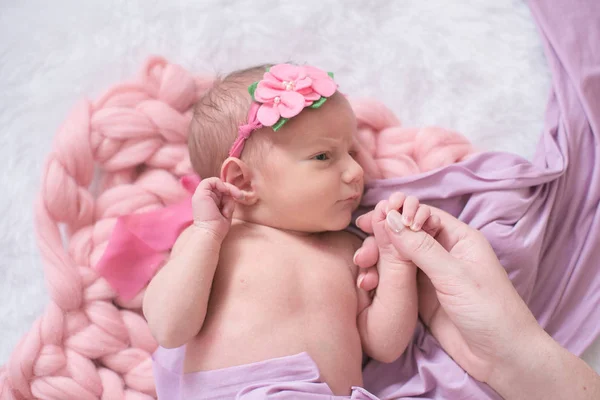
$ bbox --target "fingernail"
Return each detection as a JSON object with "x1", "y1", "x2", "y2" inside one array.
[
  {"x1": 386, "y1": 210, "x2": 404, "y2": 233},
  {"x1": 403, "y1": 215, "x2": 412, "y2": 226},
  {"x1": 353, "y1": 249, "x2": 361, "y2": 265},
  {"x1": 357, "y1": 274, "x2": 365, "y2": 288},
  {"x1": 411, "y1": 223, "x2": 420, "y2": 231},
  {"x1": 355, "y1": 215, "x2": 363, "y2": 226}
]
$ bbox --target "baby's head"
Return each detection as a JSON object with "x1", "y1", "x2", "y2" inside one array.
[{"x1": 189, "y1": 63, "x2": 364, "y2": 233}]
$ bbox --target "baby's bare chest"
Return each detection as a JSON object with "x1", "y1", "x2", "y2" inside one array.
[
  {"x1": 186, "y1": 229, "x2": 365, "y2": 374},
  {"x1": 214, "y1": 229, "x2": 361, "y2": 311}
]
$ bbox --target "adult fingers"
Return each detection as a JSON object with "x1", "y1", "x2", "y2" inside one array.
[
  {"x1": 417, "y1": 271, "x2": 440, "y2": 326},
  {"x1": 385, "y1": 210, "x2": 458, "y2": 279},
  {"x1": 221, "y1": 181, "x2": 244, "y2": 200},
  {"x1": 422, "y1": 214, "x2": 441, "y2": 238},
  {"x1": 426, "y1": 207, "x2": 475, "y2": 253},
  {"x1": 359, "y1": 205, "x2": 476, "y2": 255}
]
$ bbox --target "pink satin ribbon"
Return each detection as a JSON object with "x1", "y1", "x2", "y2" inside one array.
[{"x1": 94, "y1": 175, "x2": 200, "y2": 300}]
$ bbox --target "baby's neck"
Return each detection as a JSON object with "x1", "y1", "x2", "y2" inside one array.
[{"x1": 231, "y1": 218, "x2": 320, "y2": 238}]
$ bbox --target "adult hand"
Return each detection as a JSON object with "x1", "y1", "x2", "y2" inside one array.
[
  {"x1": 355, "y1": 207, "x2": 541, "y2": 383},
  {"x1": 356, "y1": 206, "x2": 600, "y2": 399},
  {"x1": 354, "y1": 193, "x2": 439, "y2": 291}
]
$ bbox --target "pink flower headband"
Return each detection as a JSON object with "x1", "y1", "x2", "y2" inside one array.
[{"x1": 228, "y1": 63, "x2": 338, "y2": 158}]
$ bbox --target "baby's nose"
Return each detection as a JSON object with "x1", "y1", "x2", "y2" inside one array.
[{"x1": 343, "y1": 156, "x2": 364, "y2": 184}]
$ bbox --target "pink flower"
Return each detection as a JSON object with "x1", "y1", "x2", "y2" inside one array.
[
  {"x1": 253, "y1": 64, "x2": 337, "y2": 127},
  {"x1": 304, "y1": 65, "x2": 337, "y2": 97}
]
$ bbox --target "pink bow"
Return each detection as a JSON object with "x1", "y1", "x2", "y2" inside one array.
[{"x1": 229, "y1": 103, "x2": 262, "y2": 158}]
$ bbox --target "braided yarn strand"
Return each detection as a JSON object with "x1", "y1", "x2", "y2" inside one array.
[{"x1": 1, "y1": 57, "x2": 210, "y2": 400}]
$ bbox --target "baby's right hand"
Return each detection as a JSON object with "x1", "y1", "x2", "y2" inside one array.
[
  {"x1": 355, "y1": 193, "x2": 441, "y2": 290},
  {"x1": 191, "y1": 177, "x2": 244, "y2": 242},
  {"x1": 372, "y1": 193, "x2": 440, "y2": 263}
]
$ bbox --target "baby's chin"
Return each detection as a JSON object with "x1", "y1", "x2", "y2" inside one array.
[
  {"x1": 285, "y1": 214, "x2": 352, "y2": 233},
  {"x1": 324, "y1": 211, "x2": 354, "y2": 232},
  {"x1": 272, "y1": 208, "x2": 355, "y2": 233}
]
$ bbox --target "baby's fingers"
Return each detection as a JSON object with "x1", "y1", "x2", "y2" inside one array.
[
  {"x1": 410, "y1": 205, "x2": 431, "y2": 231},
  {"x1": 385, "y1": 192, "x2": 406, "y2": 214},
  {"x1": 355, "y1": 211, "x2": 376, "y2": 234},
  {"x1": 401, "y1": 196, "x2": 420, "y2": 227},
  {"x1": 354, "y1": 236, "x2": 379, "y2": 269},
  {"x1": 196, "y1": 177, "x2": 229, "y2": 197},
  {"x1": 221, "y1": 197, "x2": 235, "y2": 220},
  {"x1": 357, "y1": 267, "x2": 379, "y2": 292},
  {"x1": 221, "y1": 182, "x2": 245, "y2": 200},
  {"x1": 372, "y1": 199, "x2": 389, "y2": 225},
  {"x1": 371, "y1": 200, "x2": 393, "y2": 247}
]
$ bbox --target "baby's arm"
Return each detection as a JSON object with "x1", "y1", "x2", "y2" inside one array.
[
  {"x1": 357, "y1": 193, "x2": 437, "y2": 363},
  {"x1": 142, "y1": 226, "x2": 222, "y2": 349},
  {"x1": 143, "y1": 177, "x2": 243, "y2": 349}
]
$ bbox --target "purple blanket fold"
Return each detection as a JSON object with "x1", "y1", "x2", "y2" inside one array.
[{"x1": 360, "y1": 0, "x2": 600, "y2": 398}]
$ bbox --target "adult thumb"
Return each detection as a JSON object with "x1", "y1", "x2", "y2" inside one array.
[{"x1": 385, "y1": 210, "x2": 457, "y2": 279}]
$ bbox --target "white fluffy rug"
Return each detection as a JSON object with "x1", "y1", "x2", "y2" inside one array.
[{"x1": 1, "y1": 0, "x2": 599, "y2": 373}]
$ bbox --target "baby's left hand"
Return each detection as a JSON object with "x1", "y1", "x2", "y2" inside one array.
[{"x1": 354, "y1": 192, "x2": 441, "y2": 290}]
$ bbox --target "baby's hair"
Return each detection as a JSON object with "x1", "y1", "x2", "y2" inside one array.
[{"x1": 188, "y1": 64, "x2": 272, "y2": 178}]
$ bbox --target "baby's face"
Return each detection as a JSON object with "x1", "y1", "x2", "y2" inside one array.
[{"x1": 254, "y1": 93, "x2": 364, "y2": 232}]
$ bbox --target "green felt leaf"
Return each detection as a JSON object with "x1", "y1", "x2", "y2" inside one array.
[
  {"x1": 272, "y1": 117, "x2": 289, "y2": 131},
  {"x1": 327, "y1": 71, "x2": 334, "y2": 78},
  {"x1": 310, "y1": 97, "x2": 328, "y2": 109},
  {"x1": 248, "y1": 82, "x2": 258, "y2": 100}
]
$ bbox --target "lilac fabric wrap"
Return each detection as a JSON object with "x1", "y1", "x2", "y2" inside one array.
[
  {"x1": 152, "y1": 0, "x2": 599, "y2": 398},
  {"x1": 360, "y1": 0, "x2": 600, "y2": 398}
]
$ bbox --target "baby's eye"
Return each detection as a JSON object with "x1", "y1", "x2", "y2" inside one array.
[{"x1": 313, "y1": 153, "x2": 330, "y2": 161}]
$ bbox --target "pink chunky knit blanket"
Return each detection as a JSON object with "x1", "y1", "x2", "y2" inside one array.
[{"x1": 0, "y1": 56, "x2": 474, "y2": 400}]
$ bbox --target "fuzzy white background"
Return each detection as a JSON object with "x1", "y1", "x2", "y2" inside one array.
[{"x1": 1, "y1": 0, "x2": 599, "y2": 373}]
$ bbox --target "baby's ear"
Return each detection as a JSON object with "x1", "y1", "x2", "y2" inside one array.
[{"x1": 220, "y1": 157, "x2": 257, "y2": 205}]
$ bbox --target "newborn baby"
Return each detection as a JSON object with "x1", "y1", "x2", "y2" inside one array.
[{"x1": 143, "y1": 63, "x2": 439, "y2": 399}]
